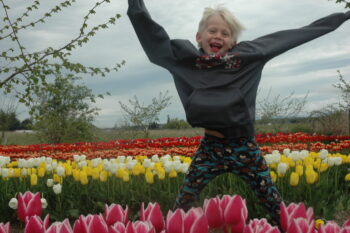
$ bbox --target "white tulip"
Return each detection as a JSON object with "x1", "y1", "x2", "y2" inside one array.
[
  {"x1": 46, "y1": 164, "x2": 53, "y2": 172},
  {"x1": 164, "y1": 161, "x2": 173, "y2": 173},
  {"x1": 300, "y1": 150, "x2": 309, "y2": 159},
  {"x1": 126, "y1": 156, "x2": 133, "y2": 163},
  {"x1": 53, "y1": 184, "x2": 62, "y2": 194},
  {"x1": 21, "y1": 168, "x2": 28, "y2": 177},
  {"x1": 173, "y1": 156, "x2": 181, "y2": 161},
  {"x1": 319, "y1": 149, "x2": 328, "y2": 160},
  {"x1": 173, "y1": 161, "x2": 182, "y2": 172},
  {"x1": 41, "y1": 198, "x2": 48, "y2": 209},
  {"x1": 56, "y1": 166, "x2": 65, "y2": 177},
  {"x1": 91, "y1": 158, "x2": 101, "y2": 168},
  {"x1": 334, "y1": 157, "x2": 342, "y2": 166},
  {"x1": 151, "y1": 154, "x2": 159, "y2": 162},
  {"x1": 51, "y1": 161, "x2": 58, "y2": 169},
  {"x1": 109, "y1": 163, "x2": 118, "y2": 174},
  {"x1": 283, "y1": 148, "x2": 291, "y2": 156},
  {"x1": 277, "y1": 162, "x2": 288, "y2": 175},
  {"x1": 126, "y1": 160, "x2": 137, "y2": 170},
  {"x1": 143, "y1": 159, "x2": 152, "y2": 168},
  {"x1": 2, "y1": 168, "x2": 9, "y2": 178},
  {"x1": 180, "y1": 163, "x2": 189, "y2": 173},
  {"x1": 78, "y1": 161, "x2": 87, "y2": 168},
  {"x1": 263, "y1": 154, "x2": 274, "y2": 165},
  {"x1": 27, "y1": 158, "x2": 35, "y2": 168},
  {"x1": 8, "y1": 198, "x2": 18, "y2": 209},
  {"x1": 117, "y1": 156, "x2": 126, "y2": 163},
  {"x1": 46, "y1": 179, "x2": 54, "y2": 187}
]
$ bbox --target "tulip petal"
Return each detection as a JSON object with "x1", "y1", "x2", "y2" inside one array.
[
  {"x1": 204, "y1": 198, "x2": 224, "y2": 229},
  {"x1": 24, "y1": 216, "x2": 45, "y2": 233},
  {"x1": 148, "y1": 203, "x2": 165, "y2": 232},
  {"x1": 166, "y1": 209, "x2": 184, "y2": 233},
  {"x1": 189, "y1": 215, "x2": 208, "y2": 233}
]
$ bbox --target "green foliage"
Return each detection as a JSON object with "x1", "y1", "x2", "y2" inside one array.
[
  {"x1": 329, "y1": 0, "x2": 350, "y2": 8},
  {"x1": 119, "y1": 91, "x2": 172, "y2": 138},
  {"x1": 30, "y1": 74, "x2": 99, "y2": 143},
  {"x1": 163, "y1": 117, "x2": 191, "y2": 129},
  {"x1": 0, "y1": 0, "x2": 124, "y2": 105}
]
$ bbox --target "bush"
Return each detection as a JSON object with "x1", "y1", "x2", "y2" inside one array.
[{"x1": 163, "y1": 118, "x2": 191, "y2": 129}]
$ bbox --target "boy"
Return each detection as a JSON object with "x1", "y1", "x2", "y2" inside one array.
[{"x1": 127, "y1": 0, "x2": 349, "y2": 226}]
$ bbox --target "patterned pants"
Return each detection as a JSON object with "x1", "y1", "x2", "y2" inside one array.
[{"x1": 174, "y1": 134, "x2": 282, "y2": 225}]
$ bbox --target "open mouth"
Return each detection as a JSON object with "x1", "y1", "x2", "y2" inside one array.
[{"x1": 210, "y1": 43, "x2": 223, "y2": 53}]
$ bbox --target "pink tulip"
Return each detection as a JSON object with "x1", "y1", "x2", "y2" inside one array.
[
  {"x1": 243, "y1": 218, "x2": 280, "y2": 233},
  {"x1": 166, "y1": 209, "x2": 185, "y2": 233},
  {"x1": 18, "y1": 191, "x2": 43, "y2": 222},
  {"x1": 341, "y1": 219, "x2": 350, "y2": 233},
  {"x1": 188, "y1": 214, "x2": 208, "y2": 233},
  {"x1": 223, "y1": 195, "x2": 248, "y2": 233},
  {"x1": 343, "y1": 219, "x2": 350, "y2": 228},
  {"x1": 203, "y1": 196, "x2": 224, "y2": 229},
  {"x1": 280, "y1": 202, "x2": 314, "y2": 232},
  {"x1": 73, "y1": 215, "x2": 109, "y2": 233},
  {"x1": 104, "y1": 204, "x2": 129, "y2": 225},
  {"x1": 0, "y1": 222, "x2": 10, "y2": 233},
  {"x1": 109, "y1": 222, "x2": 126, "y2": 233},
  {"x1": 317, "y1": 221, "x2": 340, "y2": 233},
  {"x1": 46, "y1": 219, "x2": 73, "y2": 233},
  {"x1": 287, "y1": 218, "x2": 315, "y2": 233},
  {"x1": 24, "y1": 215, "x2": 50, "y2": 233},
  {"x1": 184, "y1": 208, "x2": 203, "y2": 233},
  {"x1": 140, "y1": 203, "x2": 165, "y2": 233}
]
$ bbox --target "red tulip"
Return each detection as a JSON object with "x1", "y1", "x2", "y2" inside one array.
[
  {"x1": 343, "y1": 219, "x2": 350, "y2": 228},
  {"x1": 140, "y1": 203, "x2": 164, "y2": 232},
  {"x1": 0, "y1": 222, "x2": 10, "y2": 233},
  {"x1": 203, "y1": 196, "x2": 224, "y2": 229},
  {"x1": 244, "y1": 218, "x2": 280, "y2": 233},
  {"x1": 46, "y1": 219, "x2": 73, "y2": 233},
  {"x1": 24, "y1": 215, "x2": 50, "y2": 233},
  {"x1": 125, "y1": 221, "x2": 155, "y2": 233},
  {"x1": 166, "y1": 209, "x2": 185, "y2": 233},
  {"x1": 317, "y1": 221, "x2": 340, "y2": 233},
  {"x1": 280, "y1": 202, "x2": 314, "y2": 232},
  {"x1": 104, "y1": 204, "x2": 129, "y2": 225},
  {"x1": 18, "y1": 192, "x2": 43, "y2": 222},
  {"x1": 287, "y1": 218, "x2": 315, "y2": 233},
  {"x1": 223, "y1": 195, "x2": 248, "y2": 233}
]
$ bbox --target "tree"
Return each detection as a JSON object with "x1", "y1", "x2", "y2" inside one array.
[
  {"x1": 0, "y1": 0, "x2": 124, "y2": 105},
  {"x1": 329, "y1": 0, "x2": 350, "y2": 8},
  {"x1": 119, "y1": 91, "x2": 172, "y2": 138},
  {"x1": 333, "y1": 70, "x2": 350, "y2": 110},
  {"x1": 256, "y1": 88, "x2": 308, "y2": 132},
  {"x1": 0, "y1": 94, "x2": 18, "y2": 144},
  {"x1": 30, "y1": 74, "x2": 100, "y2": 143}
]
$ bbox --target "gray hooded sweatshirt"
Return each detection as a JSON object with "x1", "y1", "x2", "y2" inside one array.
[{"x1": 128, "y1": 0, "x2": 350, "y2": 138}]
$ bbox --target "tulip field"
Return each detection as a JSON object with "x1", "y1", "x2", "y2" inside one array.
[{"x1": 0, "y1": 132, "x2": 350, "y2": 233}]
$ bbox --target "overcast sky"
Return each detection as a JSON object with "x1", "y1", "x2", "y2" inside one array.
[{"x1": 2, "y1": 0, "x2": 350, "y2": 128}]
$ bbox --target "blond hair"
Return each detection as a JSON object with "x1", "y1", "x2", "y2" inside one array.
[{"x1": 197, "y1": 6, "x2": 245, "y2": 47}]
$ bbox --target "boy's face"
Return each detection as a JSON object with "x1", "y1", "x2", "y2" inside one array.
[{"x1": 196, "y1": 14, "x2": 234, "y2": 55}]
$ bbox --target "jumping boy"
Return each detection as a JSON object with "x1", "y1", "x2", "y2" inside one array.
[{"x1": 127, "y1": 0, "x2": 350, "y2": 226}]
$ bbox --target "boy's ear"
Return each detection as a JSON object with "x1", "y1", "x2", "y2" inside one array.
[{"x1": 196, "y1": 32, "x2": 201, "y2": 44}]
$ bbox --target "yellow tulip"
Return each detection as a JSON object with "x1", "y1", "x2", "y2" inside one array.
[
  {"x1": 31, "y1": 168, "x2": 37, "y2": 175},
  {"x1": 92, "y1": 168, "x2": 100, "y2": 180},
  {"x1": 73, "y1": 169, "x2": 80, "y2": 181},
  {"x1": 270, "y1": 171, "x2": 277, "y2": 183},
  {"x1": 30, "y1": 174, "x2": 38, "y2": 186},
  {"x1": 14, "y1": 168, "x2": 21, "y2": 178},
  {"x1": 27, "y1": 168, "x2": 32, "y2": 175},
  {"x1": 39, "y1": 162, "x2": 46, "y2": 169},
  {"x1": 132, "y1": 163, "x2": 144, "y2": 176},
  {"x1": 53, "y1": 174, "x2": 61, "y2": 184},
  {"x1": 318, "y1": 163, "x2": 329, "y2": 173},
  {"x1": 38, "y1": 167, "x2": 46, "y2": 177},
  {"x1": 157, "y1": 168, "x2": 165, "y2": 180},
  {"x1": 122, "y1": 171, "x2": 130, "y2": 182},
  {"x1": 8, "y1": 168, "x2": 14, "y2": 178},
  {"x1": 145, "y1": 170, "x2": 154, "y2": 184},
  {"x1": 85, "y1": 166, "x2": 93, "y2": 176},
  {"x1": 290, "y1": 172, "x2": 299, "y2": 186},
  {"x1": 345, "y1": 173, "x2": 350, "y2": 181},
  {"x1": 80, "y1": 171, "x2": 89, "y2": 185},
  {"x1": 269, "y1": 163, "x2": 277, "y2": 169},
  {"x1": 295, "y1": 165, "x2": 303, "y2": 176},
  {"x1": 65, "y1": 165, "x2": 72, "y2": 176},
  {"x1": 117, "y1": 168, "x2": 126, "y2": 179},
  {"x1": 100, "y1": 171, "x2": 108, "y2": 182},
  {"x1": 169, "y1": 168, "x2": 177, "y2": 178},
  {"x1": 305, "y1": 169, "x2": 318, "y2": 184},
  {"x1": 315, "y1": 219, "x2": 325, "y2": 229}
]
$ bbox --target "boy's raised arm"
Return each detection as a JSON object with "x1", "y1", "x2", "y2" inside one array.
[
  {"x1": 246, "y1": 11, "x2": 350, "y2": 60},
  {"x1": 127, "y1": 0, "x2": 175, "y2": 68}
]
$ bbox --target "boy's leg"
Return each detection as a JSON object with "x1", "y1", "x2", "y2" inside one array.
[
  {"x1": 174, "y1": 137, "x2": 226, "y2": 212},
  {"x1": 224, "y1": 138, "x2": 282, "y2": 226}
]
